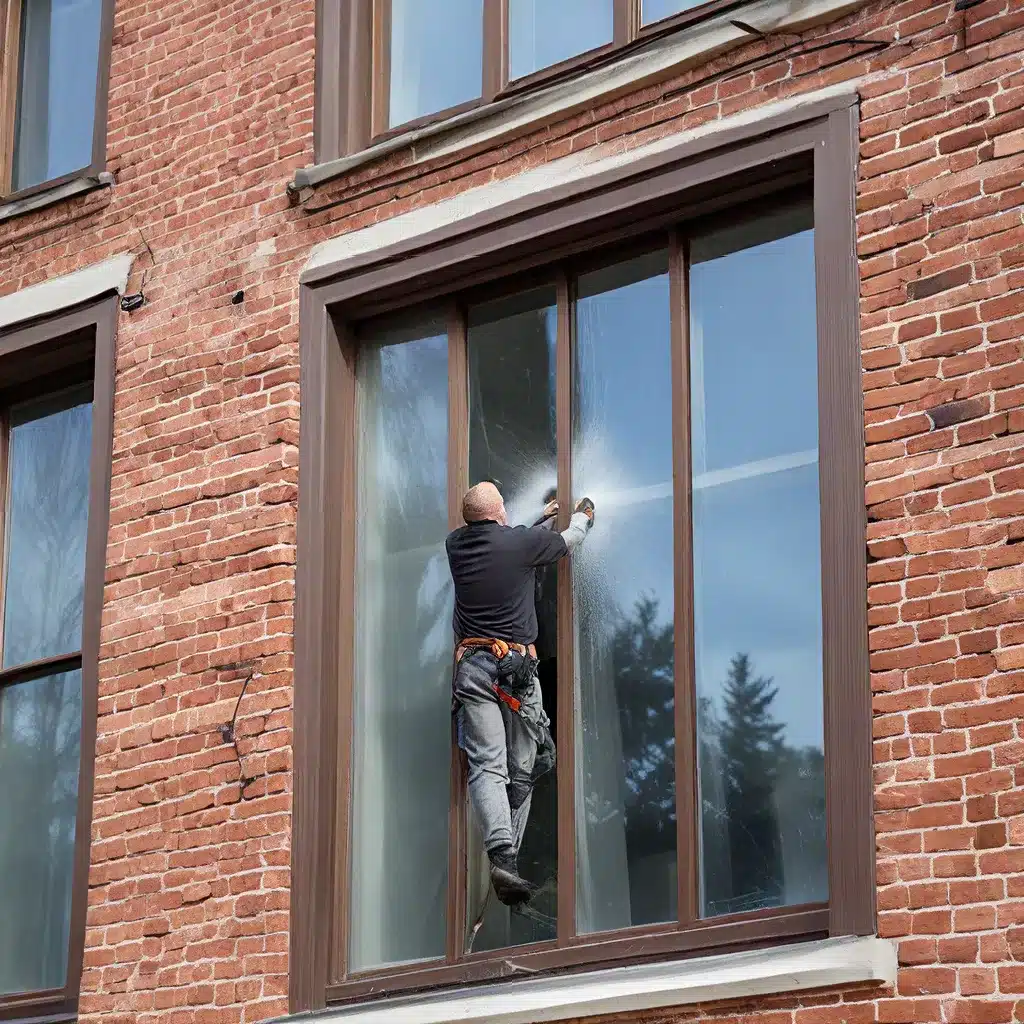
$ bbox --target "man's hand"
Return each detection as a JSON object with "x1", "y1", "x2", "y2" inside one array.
[
  {"x1": 542, "y1": 498, "x2": 559, "y2": 520},
  {"x1": 574, "y1": 497, "x2": 595, "y2": 526}
]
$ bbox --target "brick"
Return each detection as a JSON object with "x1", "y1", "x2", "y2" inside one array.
[
  {"x1": 906, "y1": 263, "x2": 972, "y2": 300},
  {"x1": 897, "y1": 966, "x2": 956, "y2": 995},
  {"x1": 976, "y1": 822, "x2": 1008, "y2": 849},
  {"x1": 927, "y1": 397, "x2": 989, "y2": 430},
  {"x1": 994, "y1": 128, "x2": 1024, "y2": 158}
]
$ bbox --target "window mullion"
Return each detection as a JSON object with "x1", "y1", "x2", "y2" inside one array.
[
  {"x1": 371, "y1": 0, "x2": 392, "y2": 138},
  {"x1": 555, "y1": 269, "x2": 577, "y2": 944},
  {"x1": 482, "y1": 0, "x2": 507, "y2": 103},
  {"x1": 670, "y1": 231, "x2": 700, "y2": 927},
  {"x1": 0, "y1": 0, "x2": 22, "y2": 195},
  {"x1": 446, "y1": 302, "x2": 470, "y2": 963},
  {"x1": 0, "y1": 405, "x2": 8, "y2": 664},
  {"x1": 330, "y1": 319, "x2": 358, "y2": 986},
  {"x1": 0, "y1": 651, "x2": 84, "y2": 688},
  {"x1": 614, "y1": 0, "x2": 639, "y2": 46}
]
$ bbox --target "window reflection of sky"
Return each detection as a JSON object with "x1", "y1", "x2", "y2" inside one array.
[
  {"x1": 389, "y1": 0, "x2": 483, "y2": 127},
  {"x1": 690, "y1": 214, "x2": 822, "y2": 751},
  {"x1": 642, "y1": 0, "x2": 708, "y2": 26},
  {"x1": 14, "y1": 0, "x2": 102, "y2": 190},
  {"x1": 509, "y1": 0, "x2": 613, "y2": 80}
]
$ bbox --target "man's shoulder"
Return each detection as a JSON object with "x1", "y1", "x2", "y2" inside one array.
[{"x1": 446, "y1": 525, "x2": 468, "y2": 549}]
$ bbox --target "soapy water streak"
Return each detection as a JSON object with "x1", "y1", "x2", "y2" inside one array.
[{"x1": 413, "y1": 435, "x2": 819, "y2": 662}]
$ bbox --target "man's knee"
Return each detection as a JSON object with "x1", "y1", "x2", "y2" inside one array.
[
  {"x1": 507, "y1": 772, "x2": 532, "y2": 811},
  {"x1": 467, "y1": 758, "x2": 509, "y2": 788}
]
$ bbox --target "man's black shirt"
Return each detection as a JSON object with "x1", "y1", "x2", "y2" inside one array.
[{"x1": 446, "y1": 519, "x2": 567, "y2": 645}]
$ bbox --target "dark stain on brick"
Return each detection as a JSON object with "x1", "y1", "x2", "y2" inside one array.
[
  {"x1": 908, "y1": 264, "x2": 972, "y2": 301},
  {"x1": 975, "y1": 822, "x2": 1007, "y2": 850},
  {"x1": 927, "y1": 396, "x2": 988, "y2": 431}
]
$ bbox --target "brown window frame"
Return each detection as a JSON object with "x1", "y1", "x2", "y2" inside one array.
[
  {"x1": 0, "y1": 0, "x2": 115, "y2": 203},
  {"x1": 316, "y1": 0, "x2": 755, "y2": 162},
  {"x1": 0, "y1": 296, "x2": 117, "y2": 1023},
  {"x1": 292, "y1": 93, "x2": 870, "y2": 1014}
]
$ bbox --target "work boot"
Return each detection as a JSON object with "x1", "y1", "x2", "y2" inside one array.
[{"x1": 488, "y1": 845, "x2": 531, "y2": 906}]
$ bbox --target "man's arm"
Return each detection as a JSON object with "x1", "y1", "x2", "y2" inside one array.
[
  {"x1": 559, "y1": 512, "x2": 591, "y2": 554},
  {"x1": 527, "y1": 498, "x2": 595, "y2": 563},
  {"x1": 562, "y1": 498, "x2": 595, "y2": 553}
]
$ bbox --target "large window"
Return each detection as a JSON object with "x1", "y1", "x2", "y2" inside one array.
[
  {"x1": 0, "y1": 0, "x2": 113, "y2": 199},
  {"x1": 0, "y1": 299, "x2": 115, "y2": 1021},
  {"x1": 318, "y1": 0, "x2": 750, "y2": 159},
  {"x1": 292, "y1": 99, "x2": 870, "y2": 1013},
  {"x1": 343, "y1": 205, "x2": 830, "y2": 967}
]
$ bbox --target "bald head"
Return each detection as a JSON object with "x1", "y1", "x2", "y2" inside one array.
[{"x1": 463, "y1": 482, "x2": 507, "y2": 525}]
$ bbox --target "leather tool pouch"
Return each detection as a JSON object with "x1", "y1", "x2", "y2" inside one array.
[{"x1": 496, "y1": 649, "x2": 538, "y2": 692}]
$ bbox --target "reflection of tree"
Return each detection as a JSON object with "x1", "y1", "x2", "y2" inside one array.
[
  {"x1": 611, "y1": 595, "x2": 675, "y2": 851},
  {"x1": 700, "y1": 653, "x2": 826, "y2": 915},
  {"x1": 0, "y1": 672, "x2": 80, "y2": 991},
  {"x1": 715, "y1": 653, "x2": 784, "y2": 910},
  {"x1": 609, "y1": 598, "x2": 826, "y2": 916}
]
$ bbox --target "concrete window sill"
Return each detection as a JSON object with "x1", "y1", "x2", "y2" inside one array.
[
  {"x1": 287, "y1": 936, "x2": 895, "y2": 1024},
  {"x1": 0, "y1": 171, "x2": 114, "y2": 224}
]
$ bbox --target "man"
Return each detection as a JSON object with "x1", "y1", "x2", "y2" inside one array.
[{"x1": 447, "y1": 481, "x2": 594, "y2": 906}]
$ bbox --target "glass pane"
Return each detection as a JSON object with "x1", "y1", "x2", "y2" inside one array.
[
  {"x1": 13, "y1": 0, "x2": 103, "y2": 191},
  {"x1": 689, "y1": 205, "x2": 828, "y2": 918},
  {"x1": 349, "y1": 321, "x2": 451, "y2": 970},
  {"x1": 573, "y1": 251, "x2": 676, "y2": 934},
  {"x1": 509, "y1": 0, "x2": 613, "y2": 80},
  {"x1": 3, "y1": 388, "x2": 92, "y2": 670},
  {"x1": 389, "y1": 0, "x2": 483, "y2": 127},
  {"x1": 466, "y1": 287, "x2": 558, "y2": 951},
  {"x1": 0, "y1": 668, "x2": 82, "y2": 993},
  {"x1": 642, "y1": 0, "x2": 707, "y2": 24}
]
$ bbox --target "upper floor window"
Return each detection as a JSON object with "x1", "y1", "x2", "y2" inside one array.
[
  {"x1": 0, "y1": 0, "x2": 113, "y2": 199},
  {"x1": 320, "y1": 0, "x2": 747, "y2": 160},
  {"x1": 0, "y1": 298, "x2": 115, "y2": 1020}
]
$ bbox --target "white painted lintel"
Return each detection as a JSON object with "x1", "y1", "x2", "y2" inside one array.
[
  {"x1": 304, "y1": 80, "x2": 858, "y2": 280},
  {"x1": 293, "y1": 936, "x2": 895, "y2": 1024},
  {"x1": 0, "y1": 252, "x2": 135, "y2": 332}
]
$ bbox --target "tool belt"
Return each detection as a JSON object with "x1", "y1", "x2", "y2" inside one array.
[{"x1": 456, "y1": 637, "x2": 538, "y2": 713}]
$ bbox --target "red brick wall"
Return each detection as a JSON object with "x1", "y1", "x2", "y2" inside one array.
[{"x1": 1, "y1": 1, "x2": 1022, "y2": 1022}]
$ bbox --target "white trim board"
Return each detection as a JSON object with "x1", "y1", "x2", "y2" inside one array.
[
  {"x1": 291, "y1": 936, "x2": 895, "y2": 1024},
  {"x1": 304, "y1": 81, "x2": 859, "y2": 279},
  {"x1": 0, "y1": 252, "x2": 134, "y2": 331}
]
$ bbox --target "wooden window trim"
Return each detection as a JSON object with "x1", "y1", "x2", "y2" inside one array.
[
  {"x1": 0, "y1": 296, "x2": 117, "y2": 1023},
  {"x1": 0, "y1": 0, "x2": 115, "y2": 203},
  {"x1": 316, "y1": 0, "x2": 755, "y2": 163},
  {"x1": 292, "y1": 94, "x2": 869, "y2": 1014}
]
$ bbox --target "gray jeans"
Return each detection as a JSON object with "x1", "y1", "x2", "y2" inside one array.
[{"x1": 454, "y1": 651, "x2": 556, "y2": 855}]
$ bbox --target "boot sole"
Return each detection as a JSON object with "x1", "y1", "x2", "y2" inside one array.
[{"x1": 490, "y1": 865, "x2": 532, "y2": 906}]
